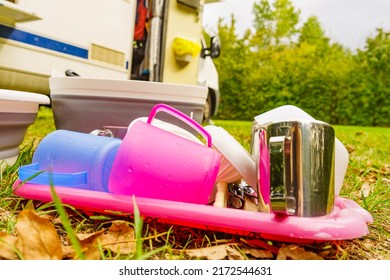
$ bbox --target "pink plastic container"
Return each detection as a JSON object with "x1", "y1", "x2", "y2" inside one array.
[
  {"x1": 13, "y1": 181, "x2": 373, "y2": 243},
  {"x1": 108, "y1": 104, "x2": 220, "y2": 204}
]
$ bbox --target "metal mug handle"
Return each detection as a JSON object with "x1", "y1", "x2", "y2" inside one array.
[{"x1": 269, "y1": 135, "x2": 296, "y2": 215}]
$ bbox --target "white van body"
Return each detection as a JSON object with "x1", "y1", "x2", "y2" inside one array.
[{"x1": 0, "y1": 0, "x2": 220, "y2": 118}]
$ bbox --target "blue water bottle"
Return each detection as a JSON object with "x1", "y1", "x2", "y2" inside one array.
[{"x1": 18, "y1": 130, "x2": 122, "y2": 192}]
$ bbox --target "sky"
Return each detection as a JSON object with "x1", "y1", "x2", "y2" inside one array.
[{"x1": 202, "y1": 0, "x2": 390, "y2": 50}]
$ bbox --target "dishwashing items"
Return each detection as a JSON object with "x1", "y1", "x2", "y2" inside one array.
[
  {"x1": 252, "y1": 119, "x2": 335, "y2": 217},
  {"x1": 108, "y1": 104, "x2": 220, "y2": 204},
  {"x1": 0, "y1": 89, "x2": 50, "y2": 167},
  {"x1": 252, "y1": 105, "x2": 349, "y2": 196},
  {"x1": 18, "y1": 130, "x2": 121, "y2": 191},
  {"x1": 204, "y1": 125, "x2": 256, "y2": 186},
  {"x1": 204, "y1": 125, "x2": 269, "y2": 210}
]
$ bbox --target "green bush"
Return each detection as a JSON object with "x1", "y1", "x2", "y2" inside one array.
[{"x1": 212, "y1": 1, "x2": 390, "y2": 127}]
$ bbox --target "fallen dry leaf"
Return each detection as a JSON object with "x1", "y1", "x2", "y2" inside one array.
[
  {"x1": 382, "y1": 178, "x2": 390, "y2": 186},
  {"x1": 62, "y1": 245, "x2": 101, "y2": 260},
  {"x1": 360, "y1": 181, "x2": 371, "y2": 198},
  {"x1": 345, "y1": 144, "x2": 355, "y2": 153},
  {"x1": 62, "y1": 229, "x2": 105, "y2": 260},
  {"x1": 100, "y1": 221, "x2": 135, "y2": 255},
  {"x1": 184, "y1": 242, "x2": 274, "y2": 260},
  {"x1": 79, "y1": 230, "x2": 106, "y2": 260},
  {"x1": 61, "y1": 244, "x2": 78, "y2": 259},
  {"x1": 0, "y1": 232, "x2": 18, "y2": 260},
  {"x1": 242, "y1": 247, "x2": 274, "y2": 259},
  {"x1": 63, "y1": 221, "x2": 136, "y2": 259},
  {"x1": 361, "y1": 239, "x2": 376, "y2": 251},
  {"x1": 276, "y1": 245, "x2": 323, "y2": 260},
  {"x1": 240, "y1": 238, "x2": 280, "y2": 254},
  {"x1": 185, "y1": 244, "x2": 230, "y2": 260},
  {"x1": 226, "y1": 245, "x2": 245, "y2": 260},
  {"x1": 15, "y1": 209, "x2": 63, "y2": 260}
]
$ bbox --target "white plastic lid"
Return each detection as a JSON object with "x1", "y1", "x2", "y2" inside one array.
[
  {"x1": 204, "y1": 125, "x2": 257, "y2": 187},
  {"x1": 0, "y1": 89, "x2": 50, "y2": 104}
]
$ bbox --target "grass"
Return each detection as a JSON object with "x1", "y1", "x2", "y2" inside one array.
[{"x1": 1, "y1": 106, "x2": 389, "y2": 259}]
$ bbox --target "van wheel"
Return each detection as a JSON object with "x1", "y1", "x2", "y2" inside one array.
[{"x1": 203, "y1": 95, "x2": 211, "y2": 123}]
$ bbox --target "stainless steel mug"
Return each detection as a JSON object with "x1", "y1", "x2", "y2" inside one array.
[{"x1": 251, "y1": 119, "x2": 335, "y2": 217}]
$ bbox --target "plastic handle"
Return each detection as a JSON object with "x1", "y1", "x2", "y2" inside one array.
[
  {"x1": 18, "y1": 163, "x2": 88, "y2": 186},
  {"x1": 147, "y1": 103, "x2": 212, "y2": 148}
]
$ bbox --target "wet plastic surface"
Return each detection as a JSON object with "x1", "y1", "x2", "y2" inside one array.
[{"x1": 13, "y1": 180, "x2": 373, "y2": 243}]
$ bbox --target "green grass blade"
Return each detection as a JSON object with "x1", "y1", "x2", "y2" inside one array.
[
  {"x1": 49, "y1": 182, "x2": 85, "y2": 260},
  {"x1": 132, "y1": 195, "x2": 144, "y2": 260}
]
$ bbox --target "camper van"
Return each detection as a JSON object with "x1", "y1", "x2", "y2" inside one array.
[{"x1": 0, "y1": 0, "x2": 221, "y2": 121}]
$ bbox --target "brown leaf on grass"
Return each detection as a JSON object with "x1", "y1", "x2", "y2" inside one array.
[
  {"x1": 62, "y1": 221, "x2": 135, "y2": 259},
  {"x1": 226, "y1": 245, "x2": 245, "y2": 260},
  {"x1": 185, "y1": 243, "x2": 273, "y2": 260},
  {"x1": 185, "y1": 244, "x2": 229, "y2": 260},
  {"x1": 100, "y1": 221, "x2": 135, "y2": 255},
  {"x1": 77, "y1": 221, "x2": 135, "y2": 257},
  {"x1": 240, "y1": 238, "x2": 280, "y2": 254},
  {"x1": 345, "y1": 144, "x2": 355, "y2": 153},
  {"x1": 62, "y1": 229, "x2": 105, "y2": 260},
  {"x1": 78, "y1": 230, "x2": 105, "y2": 260},
  {"x1": 61, "y1": 244, "x2": 78, "y2": 259},
  {"x1": 382, "y1": 178, "x2": 390, "y2": 186},
  {"x1": 360, "y1": 181, "x2": 371, "y2": 198},
  {"x1": 15, "y1": 209, "x2": 63, "y2": 260},
  {"x1": 276, "y1": 245, "x2": 323, "y2": 260},
  {"x1": 0, "y1": 232, "x2": 18, "y2": 260},
  {"x1": 361, "y1": 239, "x2": 376, "y2": 251},
  {"x1": 241, "y1": 247, "x2": 274, "y2": 259}
]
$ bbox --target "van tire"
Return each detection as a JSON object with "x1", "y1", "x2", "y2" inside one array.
[{"x1": 203, "y1": 94, "x2": 212, "y2": 123}]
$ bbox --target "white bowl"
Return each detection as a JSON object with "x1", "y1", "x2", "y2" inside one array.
[{"x1": 0, "y1": 89, "x2": 50, "y2": 167}]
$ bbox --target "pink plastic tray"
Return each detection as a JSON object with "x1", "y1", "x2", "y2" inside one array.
[{"x1": 12, "y1": 180, "x2": 373, "y2": 243}]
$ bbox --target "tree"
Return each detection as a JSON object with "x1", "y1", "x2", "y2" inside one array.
[
  {"x1": 252, "y1": 0, "x2": 300, "y2": 46},
  {"x1": 299, "y1": 16, "x2": 329, "y2": 48},
  {"x1": 354, "y1": 28, "x2": 390, "y2": 126},
  {"x1": 212, "y1": 1, "x2": 389, "y2": 126},
  {"x1": 213, "y1": 16, "x2": 253, "y2": 120}
]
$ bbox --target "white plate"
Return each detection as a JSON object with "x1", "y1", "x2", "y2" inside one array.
[{"x1": 205, "y1": 125, "x2": 256, "y2": 187}]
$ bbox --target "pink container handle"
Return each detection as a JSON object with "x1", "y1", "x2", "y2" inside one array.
[{"x1": 147, "y1": 103, "x2": 212, "y2": 148}]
